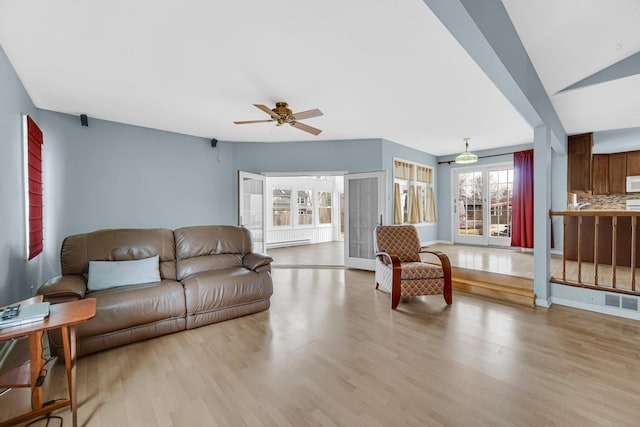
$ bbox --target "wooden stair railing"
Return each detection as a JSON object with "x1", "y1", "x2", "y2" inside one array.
[{"x1": 550, "y1": 210, "x2": 640, "y2": 295}]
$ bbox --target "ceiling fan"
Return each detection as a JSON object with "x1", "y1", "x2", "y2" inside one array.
[{"x1": 234, "y1": 102, "x2": 323, "y2": 135}]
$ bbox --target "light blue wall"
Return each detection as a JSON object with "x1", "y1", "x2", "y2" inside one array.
[
  {"x1": 550, "y1": 146, "x2": 567, "y2": 252},
  {"x1": 381, "y1": 139, "x2": 439, "y2": 243},
  {"x1": 38, "y1": 110, "x2": 236, "y2": 278},
  {"x1": 436, "y1": 143, "x2": 533, "y2": 242},
  {"x1": 232, "y1": 138, "x2": 384, "y2": 174},
  {"x1": 0, "y1": 45, "x2": 41, "y2": 305},
  {"x1": 232, "y1": 138, "x2": 440, "y2": 243},
  {"x1": 231, "y1": 137, "x2": 384, "y2": 223},
  {"x1": 593, "y1": 127, "x2": 640, "y2": 153}
]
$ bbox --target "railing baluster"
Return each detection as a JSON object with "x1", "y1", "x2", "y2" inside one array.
[
  {"x1": 632, "y1": 216, "x2": 637, "y2": 292},
  {"x1": 549, "y1": 211, "x2": 640, "y2": 296},
  {"x1": 562, "y1": 216, "x2": 567, "y2": 281},
  {"x1": 612, "y1": 216, "x2": 617, "y2": 288},
  {"x1": 594, "y1": 216, "x2": 599, "y2": 286},
  {"x1": 577, "y1": 215, "x2": 583, "y2": 283}
]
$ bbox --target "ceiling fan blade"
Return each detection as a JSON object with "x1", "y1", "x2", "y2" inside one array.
[
  {"x1": 234, "y1": 119, "x2": 274, "y2": 125},
  {"x1": 291, "y1": 121, "x2": 322, "y2": 136},
  {"x1": 291, "y1": 109, "x2": 323, "y2": 121},
  {"x1": 253, "y1": 104, "x2": 281, "y2": 119}
]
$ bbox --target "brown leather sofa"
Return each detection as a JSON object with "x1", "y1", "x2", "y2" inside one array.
[{"x1": 38, "y1": 225, "x2": 273, "y2": 357}]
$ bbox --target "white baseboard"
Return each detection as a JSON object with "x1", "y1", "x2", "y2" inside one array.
[
  {"x1": 535, "y1": 298, "x2": 552, "y2": 308},
  {"x1": 550, "y1": 296, "x2": 640, "y2": 321},
  {"x1": 421, "y1": 240, "x2": 452, "y2": 246}
]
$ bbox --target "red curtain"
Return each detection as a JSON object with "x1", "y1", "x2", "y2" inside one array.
[
  {"x1": 511, "y1": 149, "x2": 534, "y2": 248},
  {"x1": 27, "y1": 116, "x2": 44, "y2": 260}
]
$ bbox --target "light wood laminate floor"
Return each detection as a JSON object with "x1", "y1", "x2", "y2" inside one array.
[
  {"x1": 269, "y1": 242, "x2": 345, "y2": 267},
  {"x1": 268, "y1": 242, "x2": 537, "y2": 277},
  {"x1": 269, "y1": 242, "x2": 639, "y2": 291},
  {"x1": 3, "y1": 268, "x2": 639, "y2": 426}
]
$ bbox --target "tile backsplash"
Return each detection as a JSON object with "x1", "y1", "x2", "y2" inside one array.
[{"x1": 567, "y1": 192, "x2": 640, "y2": 210}]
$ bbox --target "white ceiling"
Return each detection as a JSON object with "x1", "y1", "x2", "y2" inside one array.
[
  {"x1": 0, "y1": 0, "x2": 638, "y2": 156},
  {"x1": 503, "y1": 0, "x2": 640, "y2": 135}
]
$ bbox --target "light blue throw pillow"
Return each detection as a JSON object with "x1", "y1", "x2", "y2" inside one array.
[{"x1": 87, "y1": 255, "x2": 161, "y2": 291}]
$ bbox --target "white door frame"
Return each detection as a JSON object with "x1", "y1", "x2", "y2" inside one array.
[
  {"x1": 451, "y1": 162, "x2": 513, "y2": 247},
  {"x1": 238, "y1": 170, "x2": 266, "y2": 253}
]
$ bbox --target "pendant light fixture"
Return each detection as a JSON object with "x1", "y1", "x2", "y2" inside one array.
[{"x1": 455, "y1": 137, "x2": 478, "y2": 164}]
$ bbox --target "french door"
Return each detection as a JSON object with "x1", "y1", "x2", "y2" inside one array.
[
  {"x1": 453, "y1": 163, "x2": 513, "y2": 246},
  {"x1": 344, "y1": 171, "x2": 387, "y2": 270},
  {"x1": 238, "y1": 171, "x2": 266, "y2": 253}
]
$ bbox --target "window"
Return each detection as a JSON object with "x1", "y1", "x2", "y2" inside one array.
[
  {"x1": 25, "y1": 116, "x2": 44, "y2": 259},
  {"x1": 318, "y1": 191, "x2": 332, "y2": 225},
  {"x1": 272, "y1": 188, "x2": 291, "y2": 226},
  {"x1": 393, "y1": 159, "x2": 436, "y2": 225},
  {"x1": 297, "y1": 190, "x2": 313, "y2": 225}
]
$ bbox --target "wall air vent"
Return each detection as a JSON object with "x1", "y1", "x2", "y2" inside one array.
[
  {"x1": 621, "y1": 296, "x2": 639, "y2": 311},
  {"x1": 604, "y1": 294, "x2": 621, "y2": 308}
]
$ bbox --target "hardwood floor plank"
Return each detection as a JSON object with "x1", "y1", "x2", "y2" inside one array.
[{"x1": 3, "y1": 268, "x2": 640, "y2": 426}]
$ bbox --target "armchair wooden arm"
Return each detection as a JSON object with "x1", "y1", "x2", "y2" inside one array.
[{"x1": 419, "y1": 249, "x2": 453, "y2": 304}]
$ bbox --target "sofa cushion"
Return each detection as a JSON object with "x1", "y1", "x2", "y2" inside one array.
[
  {"x1": 87, "y1": 255, "x2": 160, "y2": 291},
  {"x1": 61, "y1": 228, "x2": 177, "y2": 280},
  {"x1": 78, "y1": 279, "x2": 186, "y2": 339},
  {"x1": 182, "y1": 267, "x2": 272, "y2": 314},
  {"x1": 174, "y1": 226, "x2": 253, "y2": 280}
]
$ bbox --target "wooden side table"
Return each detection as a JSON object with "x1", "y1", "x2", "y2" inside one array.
[{"x1": 0, "y1": 297, "x2": 96, "y2": 427}]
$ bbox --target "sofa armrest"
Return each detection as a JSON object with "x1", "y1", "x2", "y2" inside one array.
[
  {"x1": 37, "y1": 275, "x2": 87, "y2": 303},
  {"x1": 243, "y1": 252, "x2": 273, "y2": 271}
]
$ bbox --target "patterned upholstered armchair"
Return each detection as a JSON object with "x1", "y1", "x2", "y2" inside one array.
[{"x1": 374, "y1": 225, "x2": 452, "y2": 309}]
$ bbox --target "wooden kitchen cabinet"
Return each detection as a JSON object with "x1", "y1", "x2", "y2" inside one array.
[
  {"x1": 609, "y1": 152, "x2": 627, "y2": 194},
  {"x1": 568, "y1": 133, "x2": 593, "y2": 192},
  {"x1": 592, "y1": 153, "x2": 627, "y2": 195},
  {"x1": 627, "y1": 151, "x2": 640, "y2": 177},
  {"x1": 592, "y1": 154, "x2": 609, "y2": 195}
]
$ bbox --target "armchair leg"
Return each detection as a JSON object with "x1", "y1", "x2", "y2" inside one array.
[
  {"x1": 391, "y1": 256, "x2": 402, "y2": 309},
  {"x1": 443, "y1": 261, "x2": 453, "y2": 305},
  {"x1": 444, "y1": 283, "x2": 452, "y2": 305},
  {"x1": 391, "y1": 284, "x2": 401, "y2": 309}
]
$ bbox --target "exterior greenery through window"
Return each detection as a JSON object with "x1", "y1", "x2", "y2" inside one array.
[
  {"x1": 273, "y1": 188, "x2": 291, "y2": 226},
  {"x1": 393, "y1": 159, "x2": 436, "y2": 224}
]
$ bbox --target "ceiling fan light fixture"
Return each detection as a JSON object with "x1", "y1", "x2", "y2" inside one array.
[
  {"x1": 235, "y1": 101, "x2": 323, "y2": 135},
  {"x1": 455, "y1": 138, "x2": 478, "y2": 164}
]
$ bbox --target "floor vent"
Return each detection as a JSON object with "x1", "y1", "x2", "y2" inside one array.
[
  {"x1": 604, "y1": 294, "x2": 620, "y2": 308},
  {"x1": 604, "y1": 293, "x2": 640, "y2": 311},
  {"x1": 621, "y1": 296, "x2": 639, "y2": 311}
]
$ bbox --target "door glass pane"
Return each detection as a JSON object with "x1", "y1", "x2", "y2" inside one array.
[
  {"x1": 348, "y1": 177, "x2": 377, "y2": 259},
  {"x1": 272, "y1": 188, "x2": 291, "y2": 226},
  {"x1": 458, "y1": 171, "x2": 483, "y2": 237},
  {"x1": 297, "y1": 190, "x2": 313, "y2": 225},
  {"x1": 318, "y1": 191, "x2": 332, "y2": 224},
  {"x1": 490, "y1": 168, "x2": 514, "y2": 238},
  {"x1": 241, "y1": 176, "x2": 264, "y2": 252}
]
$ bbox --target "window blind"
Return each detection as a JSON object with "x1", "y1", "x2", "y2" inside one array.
[{"x1": 27, "y1": 116, "x2": 44, "y2": 260}]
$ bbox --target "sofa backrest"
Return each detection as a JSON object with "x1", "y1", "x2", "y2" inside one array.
[
  {"x1": 174, "y1": 225, "x2": 253, "y2": 280},
  {"x1": 61, "y1": 228, "x2": 177, "y2": 279}
]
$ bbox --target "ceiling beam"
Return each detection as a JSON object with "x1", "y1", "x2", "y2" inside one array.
[
  {"x1": 559, "y1": 51, "x2": 640, "y2": 93},
  {"x1": 422, "y1": 0, "x2": 567, "y2": 154}
]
